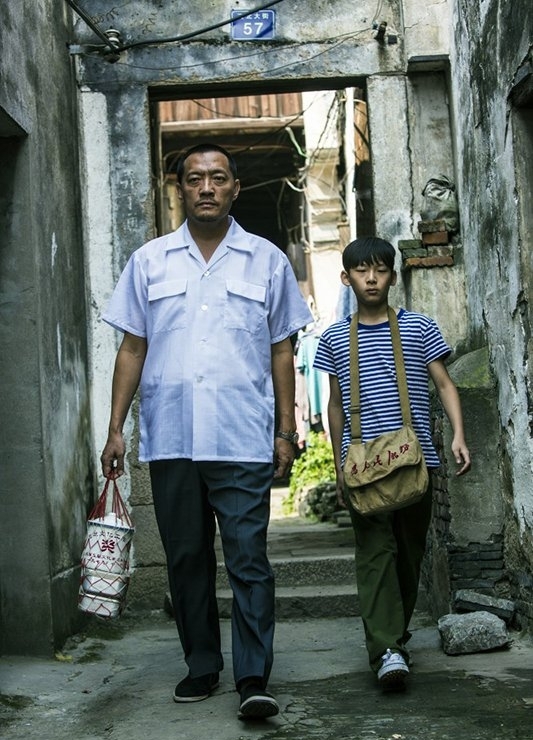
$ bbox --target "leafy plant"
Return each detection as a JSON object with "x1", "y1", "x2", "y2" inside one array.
[{"x1": 283, "y1": 432, "x2": 336, "y2": 514}]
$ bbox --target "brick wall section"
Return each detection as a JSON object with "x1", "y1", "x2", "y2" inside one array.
[
  {"x1": 424, "y1": 397, "x2": 505, "y2": 617},
  {"x1": 398, "y1": 239, "x2": 455, "y2": 269},
  {"x1": 429, "y1": 413, "x2": 450, "y2": 539},
  {"x1": 448, "y1": 541, "x2": 505, "y2": 592},
  {"x1": 405, "y1": 255, "x2": 454, "y2": 268}
]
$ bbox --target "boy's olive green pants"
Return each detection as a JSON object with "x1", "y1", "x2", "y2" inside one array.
[{"x1": 348, "y1": 479, "x2": 433, "y2": 673}]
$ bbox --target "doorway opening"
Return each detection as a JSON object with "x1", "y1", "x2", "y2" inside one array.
[{"x1": 150, "y1": 83, "x2": 375, "y2": 318}]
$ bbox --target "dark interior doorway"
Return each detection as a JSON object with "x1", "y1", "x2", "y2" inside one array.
[
  {"x1": 150, "y1": 81, "x2": 375, "y2": 270},
  {"x1": 153, "y1": 92, "x2": 307, "y2": 252}
]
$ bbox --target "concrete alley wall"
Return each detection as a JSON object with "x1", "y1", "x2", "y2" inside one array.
[
  {"x1": 0, "y1": 2, "x2": 94, "y2": 654},
  {"x1": 448, "y1": 0, "x2": 533, "y2": 626}
]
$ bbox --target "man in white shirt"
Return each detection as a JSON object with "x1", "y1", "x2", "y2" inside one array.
[{"x1": 100, "y1": 143, "x2": 313, "y2": 719}]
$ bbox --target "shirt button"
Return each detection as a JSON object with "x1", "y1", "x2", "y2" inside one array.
[
  {"x1": 204, "y1": 270, "x2": 210, "y2": 277},
  {"x1": 201, "y1": 304, "x2": 208, "y2": 311},
  {"x1": 196, "y1": 376, "x2": 203, "y2": 383}
]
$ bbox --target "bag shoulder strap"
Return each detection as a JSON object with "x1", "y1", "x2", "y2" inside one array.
[{"x1": 348, "y1": 306, "x2": 412, "y2": 442}]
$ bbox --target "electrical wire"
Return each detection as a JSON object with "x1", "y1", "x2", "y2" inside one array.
[
  {"x1": 64, "y1": 0, "x2": 118, "y2": 50},
  {"x1": 183, "y1": 97, "x2": 302, "y2": 122},
  {"x1": 67, "y1": 0, "x2": 287, "y2": 53},
  {"x1": 283, "y1": 177, "x2": 306, "y2": 193},
  {"x1": 233, "y1": 109, "x2": 307, "y2": 157},
  {"x1": 286, "y1": 126, "x2": 306, "y2": 158},
  {"x1": 371, "y1": 0, "x2": 385, "y2": 25},
  {"x1": 107, "y1": 29, "x2": 368, "y2": 76},
  {"x1": 67, "y1": 0, "x2": 385, "y2": 63}
]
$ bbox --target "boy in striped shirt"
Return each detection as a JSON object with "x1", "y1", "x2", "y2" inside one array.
[{"x1": 313, "y1": 236, "x2": 470, "y2": 690}]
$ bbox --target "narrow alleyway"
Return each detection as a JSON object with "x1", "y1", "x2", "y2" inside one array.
[
  {"x1": 3, "y1": 607, "x2": 533, "y2": 740},
  {"x1": 1, "y1": 493, "x2": 533, "y2": 739}
]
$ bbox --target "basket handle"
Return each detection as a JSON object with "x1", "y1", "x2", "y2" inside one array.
[{"x1": 88, "y1": 476, "x2": 133, "y2": 527}]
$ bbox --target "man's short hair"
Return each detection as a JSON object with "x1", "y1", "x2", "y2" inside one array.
[
  {"x1": 342, "y1": 237, "x2": 396, "y2": 271},
  {"x1": 176, "y1": 143, "x2": 238, "y2": 183}
]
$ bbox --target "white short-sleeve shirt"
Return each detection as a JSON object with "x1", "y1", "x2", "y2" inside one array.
[{"x1": 103, "y1": 218, "x2": 313, "y2": 462}]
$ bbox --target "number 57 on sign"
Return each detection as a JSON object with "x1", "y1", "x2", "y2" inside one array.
[{"x1": 230, "y1": 10, "x2": 276, "y2": 40}]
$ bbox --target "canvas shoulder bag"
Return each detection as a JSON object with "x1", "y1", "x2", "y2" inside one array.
[{"x1": 343, "y1": 307, "x2": 429, "y2": 515}]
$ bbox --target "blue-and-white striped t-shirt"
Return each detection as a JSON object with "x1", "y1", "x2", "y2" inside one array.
[{"x1": 312, "y1": 308, "x2": 451, "y2": 468}]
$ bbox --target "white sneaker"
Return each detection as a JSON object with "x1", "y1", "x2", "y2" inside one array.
[{"x1": 377, "y1": 649, "x2": 409, "y2": 689}]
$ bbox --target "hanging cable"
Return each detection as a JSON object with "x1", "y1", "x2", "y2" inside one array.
[
  {"x1": 286, "y1": 126, "x2": 306, "y2": 158},
  {"x1": 371, "y1": 0, "x2": 385, "y2": 25},
  {"x1": 64, "y1": 0, "x2": 119, "y2": 51},
  {"x1": 121, "y1": 0, "x2": 286, "y2": 51},
  {"x1": 66, "y1": 0, "x2": 287, "y2": 55}
]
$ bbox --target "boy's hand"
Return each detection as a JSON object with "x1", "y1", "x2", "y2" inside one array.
[
  {"x1": 452, "y1": 437, "x2": 471, "y2": 476},
  {"x1": 336, "y1": 472, "x2": 347, "y2": 508}
]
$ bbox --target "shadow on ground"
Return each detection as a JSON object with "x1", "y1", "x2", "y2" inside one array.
[{"x1": 2, "y1": 609, "x2": 533, "y2": 740}]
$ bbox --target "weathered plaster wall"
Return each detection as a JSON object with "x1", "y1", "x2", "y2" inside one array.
[
  {"x1": 75, "y1": 1, "x2": 403, "y2": 93},
  {"x1": 451, "y1": 0, "x2": 533, "y2": 624},
  {"x1": 424, "y1": 348, "x2": 504, "y2": 618},
  {"x1": 79, "y1": 86, "x2": 154, "y2": 496},
  {"x1": 402, "y1": 0, "x2": 451, "y2": 60},
  {"x1": 0, "y1": 2, "x2": 93, "y2": 654},
  {"x1": 366, "y1": 69, "x2": 467, "y2": 350}
]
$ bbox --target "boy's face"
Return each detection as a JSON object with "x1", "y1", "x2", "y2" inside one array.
[{"x1": 341, "y1": 260, "x2": 397, "y2": 308}]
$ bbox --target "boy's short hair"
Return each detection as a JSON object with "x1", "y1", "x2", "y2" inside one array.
[
  {"x1": 342, "y1": 237, "x2": 396, "y2": 271},
  {"x1": 176, "y1": 143, "x2": 238, "y2": 183}
]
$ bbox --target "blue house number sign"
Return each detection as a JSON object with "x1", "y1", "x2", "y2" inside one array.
[{"x1": 231, "y1": 10, "x2": 276, "y2": 40}]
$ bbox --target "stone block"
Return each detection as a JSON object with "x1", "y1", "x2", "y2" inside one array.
[
  {"x1": 438, "y1": 611, "x2": 509, "y2": 654},
  {"x1": 404, "y1": 255, "x2": 454, "y2": 269},
  {"x1": 427, "y1": 246, "x2": 453, "y2": 257},
  {"x1": 127, "y1": 565, "x2": 168, "y2": 609},
  {"x1": 422, "y1": 230, "x2": 449, "y2": 245},
  {"x1": 130, "y1": 504, "x2": 165, "y2": 566},
  {"x1": 401, "y1": 248, "x2": 429, "y2": 258},
  {"x1": 418, "y1": 219, "x2": 448, "y2": 233},
  {"x1": 453, "y1": 589, "x2": 515, "y2": 622},
  {"x1": 398, "y1": 239, "x2": 424, "y2": 251},
  {"x1": 129, "y1": 465, "x2": 152, "y2": 506}
]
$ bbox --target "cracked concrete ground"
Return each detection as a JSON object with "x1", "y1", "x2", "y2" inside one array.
[{"x1": 1, "y1": 609, "x2": 533, "y2": 740}]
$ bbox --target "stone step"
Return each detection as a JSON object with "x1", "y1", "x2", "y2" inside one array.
[
  {"x1": 216, "y1": 583, "x2": 360, "y2": 620},
  {"x1": 211, "y1": 511, "x2": 358, "y2": 619},
  {"x1": 265, "y1": 524, "x2": 355, "y2": 559},
  {"x1": 216, "y1": 553, "x2": 356, "y2": 589}
]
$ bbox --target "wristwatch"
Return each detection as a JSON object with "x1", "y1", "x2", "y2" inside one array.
[{"x1": 276, "y1": 430, "x2": 299, "y2": 444}]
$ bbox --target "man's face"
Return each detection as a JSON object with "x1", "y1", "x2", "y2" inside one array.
[
  {"x1": 176, "y1": 150, "x2": 240, "y2": 224},
  {"x1": 341, "y1": 260, "x2": 397, "y2": 307}
]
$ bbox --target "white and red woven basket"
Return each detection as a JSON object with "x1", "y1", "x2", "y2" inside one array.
[{"x1": 78, "y1": 477, "x2": 134, "y2": 619}]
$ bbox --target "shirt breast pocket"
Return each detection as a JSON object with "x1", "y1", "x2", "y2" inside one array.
[
  {"x1": 148, "y1": 279, "x2": 187, "y2": 333},
  {"x1": 224, "y1": 279, "x2": 267, "y2": 334}
]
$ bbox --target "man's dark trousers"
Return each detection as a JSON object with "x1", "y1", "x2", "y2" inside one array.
[{"x1": 150, "y1": 459, "x2": 275, "y2": 689}]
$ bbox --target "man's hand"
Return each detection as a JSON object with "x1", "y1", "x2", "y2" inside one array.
[
  {"x1": 273, "y1": 437, "x2": 295, "y2": 479},
  {"x1": 100, "y1": 430, "x2": 126, "y2": 479}
]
